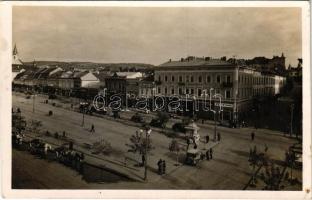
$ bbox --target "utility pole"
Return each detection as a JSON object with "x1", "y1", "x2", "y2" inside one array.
[
  {"x1": 81, "y1": 107, "x2": 85, "y2": 127},
  {"x1": 32, "y1": 94, "x2": 35, "y2": 113},
  {"x1": 144, "y1": 127, "x2": 152, "y2": 181}
]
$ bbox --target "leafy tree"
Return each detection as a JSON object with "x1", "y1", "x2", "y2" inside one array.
[
  {"x1": 126, "y1": 130, "x2": 153, "y2": 154},
  {"x1": 12, "y1": 113, "x2": 26, "y2": 134},
  {"x1": 92, "y1": 138, "x2": 112, "y2": 155},
  {"x1": 29, "y1": 120, "x2": 42, "y2": 135}
]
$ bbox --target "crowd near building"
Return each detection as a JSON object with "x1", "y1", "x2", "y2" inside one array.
[{"x1": 12, "y1": 44, "x2": 302, "y2": 122}]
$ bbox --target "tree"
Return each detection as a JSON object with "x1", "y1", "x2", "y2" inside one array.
[
  {"x1": 29, "y1": 120, "x2": 42, "y2": 135},
  {"x1": 12, "y1": 113, "x2": 26, "y2": 134},
  {"x1": 156, "y1": 112, "x2": 169, "y2": 128},
  {"x1": 169, "y1": 139, "x2": 182, "y2": 166},
  {"x1": 126, "y1": 130, "x2": 153, "y2": 155},
  {"x1": 92, "y1": 138, "x2": 112, "y2": 155}
]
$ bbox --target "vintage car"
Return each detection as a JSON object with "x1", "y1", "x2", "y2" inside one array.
[{"x1": 185, "y1": 148, "x2": 203, "y2": 166}]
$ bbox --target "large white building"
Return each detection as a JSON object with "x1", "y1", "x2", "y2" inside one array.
[{"x1": 154, "y1": 56, "x2": 286, "y2": 120}]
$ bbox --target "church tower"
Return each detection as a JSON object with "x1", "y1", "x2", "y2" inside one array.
[{"x1": 12, "y1": 44, "x2": 23, "y2": 67}]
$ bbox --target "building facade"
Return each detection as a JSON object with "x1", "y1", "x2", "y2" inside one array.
[{"x1": 154, "y1": 56, "x2": 286, "y2": 121}]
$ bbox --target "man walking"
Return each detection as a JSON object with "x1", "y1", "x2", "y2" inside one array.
[
  {"x1": 206, "y1": 150, "x2": 210, "y2": 160},
  {"x1": 205, "y1": 135, "x2": 210, "y2": 144},
  {"x1": 157, "y1": 159, "x2": 163, "y2": 175},
  {"x1": 217, "y1": 132, "x2": 221, "y2": 141},
  {"x1": 251, "y1": 132, "x2": 255, "y2": 141},
  {"x1": 90, "y1": 124, "x2": 95, "y2": 133},
  {"x1": 209, "y1": 148, "x2": 213, "y2": 159},
  {"x1": 162, "y1": 160, "x2": 166, "y2": 175},
  {"x1": 141, "y1": 154, "x2": 146, "y2": 167}
]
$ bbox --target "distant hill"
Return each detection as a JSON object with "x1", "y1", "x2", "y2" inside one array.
[{"x1": 22, "y1": 61, "x2": 155, "y2": 71}]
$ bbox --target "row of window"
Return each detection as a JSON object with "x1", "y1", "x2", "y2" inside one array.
[
  {"x1": 238, "y1": 87, "x2": 274, "y2": 98},
  {"x1": 156, "y1": 87, "x2": 232, "y2": 99},
  {"x1": 158, "y1": 74, "x2": 232, "y2": 84},
  {"x1": 238, "y1": 75, "x2": 275, "y2": 85}
]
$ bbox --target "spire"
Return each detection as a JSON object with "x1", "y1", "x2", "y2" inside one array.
[
  {"x1": 281, "y1": 52, "x2": 285, "y2": 58},
  {"x1": 13, "y1": 44, "x2": 18, "y2": 56}
]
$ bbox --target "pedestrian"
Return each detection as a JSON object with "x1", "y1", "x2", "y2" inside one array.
[
  {"x1": 209, "y1": 148, "x2": 213, "y2": 159},
  {"x1": 202, "y1": 119, "x2": 205, "y2": 124},
  {"x1": 205, "y1": 135, "x2": 210, "y2": 144},
  {"x1": 217, "y1": 132, "x2": 221, "y2": 141},
  {"x1": 264, "y1": 144, "x2": 268, "y2": 152},
  {"x1": 141, "y1": 154, "x2": 145, "y2": 167},
  {"x1": 71, "y1": 104, "x2": 73, "y2": 109},
  {"x1": 63, "y1": 131, "x2": 66, "y2": 138},
  {"x1": 251, "y1": 132, "x2": 255, "y2": 141},
  {"x1": 162, "y1": 160, "x2": 166, "y2": 174},
  {"x1": 157, "y1": 159, "x2": 163, "y2": 175},
  {"x1": 186, "y1": 138, "x2": 190, "y2": 150},
  {"x1": 90, "y1": 124, "x2": 95, "y2": 133},
  {"x1": 194, "y1": 143, "x2": 197, "y2": 149},
  {"x1": 206, "y1": 150, "x2": 210, "y2": 160}
]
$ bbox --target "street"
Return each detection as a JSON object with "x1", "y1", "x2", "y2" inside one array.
[{"x1": 12, "y1": 92, "x2": 302, "y2": 189}]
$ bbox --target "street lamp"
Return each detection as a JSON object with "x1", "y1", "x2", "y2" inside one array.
[{"x1": 143, "y1": 126, "x2": 152, "y2": 181}]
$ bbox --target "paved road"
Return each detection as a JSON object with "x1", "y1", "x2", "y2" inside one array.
[{"x1": 12, "y1": 92, "x2": 301, "y2": 189}]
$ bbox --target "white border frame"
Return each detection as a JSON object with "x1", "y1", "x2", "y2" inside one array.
[{"x1": 0, "y1": 1, "x2": 310, "y2": 199}]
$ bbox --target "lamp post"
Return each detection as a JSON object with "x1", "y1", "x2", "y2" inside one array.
[{"x1": 144, "y1": 126, "x2": 152, "y2": 181}]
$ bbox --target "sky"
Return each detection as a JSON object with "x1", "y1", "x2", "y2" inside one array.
[{"x1": 13, "y1": 6, "x2": 302, "y2": 67}]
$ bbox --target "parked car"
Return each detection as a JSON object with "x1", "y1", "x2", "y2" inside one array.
[
  {"x1": 185, "y1": 148, "x2": 202, "y2": 166},
  {"x1": 219, "y1": 120, "x2": 237, "y2": 128},
  {"x1": 131, "y1": 113, "x2": 145, "y2": 123},
  {"x1": 137, "y1": 108, "x2": 150, "y2": 114},
  {"x1": 48, "y1": 94, "x2": 57, "y2": 99},
  {"x1": 172, "y1": 122, "x2": 186, "y2": 133},
  {"x1": 149, "y1": 118, "x2": 165, "y2": 128}
]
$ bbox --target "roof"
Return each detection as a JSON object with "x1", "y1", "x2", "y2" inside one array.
[
  {"x1": 156, "y1": 57, "x2": 234, "y2": 71},
  {"x1": 115, "y1": 72, "x2": 143, "y2": 79},
  {"x1": 94, "y1": 72, "x2": 112, "y2": 81}
]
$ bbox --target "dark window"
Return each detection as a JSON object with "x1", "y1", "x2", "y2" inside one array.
[
  {"x1": 179, "y1": 88, "x2": 182, "y2": 95},
  {"x1": 171, "y1": 76, "x2": 175, "y2": 82},
  {"x1": 227, "y1": 75, "x2": 231, "y2": 83},
  {"x1": 198, "y1": 76, "x2": 202, "y2": 83},
  {"x1": 198, "y1": 89, "x2": 202, "y2": 97},
  {"x1": 165, "y1": 87, "x2": 167, "y2": 94},
  {"x1": 217, "y1": 75, "x2": 221, "y2": 83},
  {"x1": 191, "y1": 88, "x2": 194, "y2": 94},
  {"x1": 207, "y1": 76, "x2": 211, "y2": 83},
  {"x1": 165, "y1": 76, "x2": 168, "y2": 82},
  {"x1": 191, "y1": 76, "x2": 194, "y2": 82},
  {"x1": 179, "y1": 76, "x2": 182, "y2": 82},
  {"x1": 226, "y1": 90, "x2": 231, "y2": 99},
  {"x1": 158, "y1": 87, "x2": 161, "y2": 94},
  {"x1": 171, "y1": 88, "x2": 174, "y2": 94}
]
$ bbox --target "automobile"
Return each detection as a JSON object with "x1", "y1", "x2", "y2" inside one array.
[
  {"x1": 131, "y1": 113, "x2": 145, "y2": 123},
  {"x1": 172, "y1": 122, "x2": 186, "y2": 133},
  {"x1": 219, "y1": 120, "x2": 237, "y2": 128},
  {"x1": 25, "y1": 95, "x2": 31, "y2": 99},
  {"x1": 149, "y1": 118, "x2": 165, "y2": 128},
  {"x1": 137, "y1": 108, "x2": 150, "y2": 114},
  {"x1": 185, "y1": 148, "x2": 202, "y2": 166},
  {"x1": 48, "y1": 94, "x2": 57, "y2": 99}
]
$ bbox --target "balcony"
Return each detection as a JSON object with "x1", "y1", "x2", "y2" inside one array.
[{"x1": 221, "y1": 82, "x2": 233, "y2": 88}]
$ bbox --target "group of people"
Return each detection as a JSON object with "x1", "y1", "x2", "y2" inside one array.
[{"x1": 157, "y1": 159, "x2": 166, "y2": 175}]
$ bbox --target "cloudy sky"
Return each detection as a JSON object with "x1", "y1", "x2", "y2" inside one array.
[{"x1": 13, "y1": 6, "x2": 301, "y2": 66}]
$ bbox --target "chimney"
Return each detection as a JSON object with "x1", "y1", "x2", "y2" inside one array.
[{"x1": 181, "y1": 58, "x2": 184, "y2": 62}]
